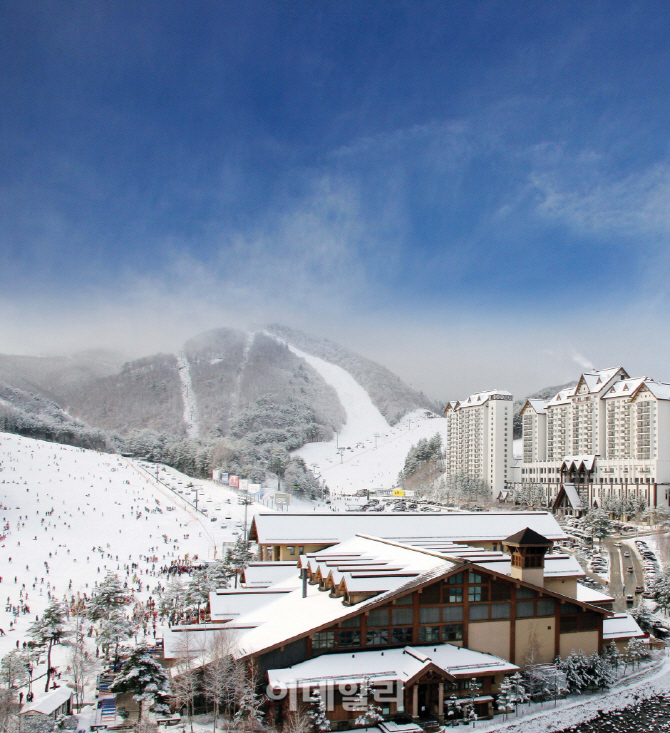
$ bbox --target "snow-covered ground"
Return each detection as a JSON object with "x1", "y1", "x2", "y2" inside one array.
[
  {"x1": 0, "y1": 432, "x2": 271, "y2": 662},
  {"x1": 283, "y1": 344, "x2": 445, "y2": 494},
  {"x1": 176, "y1": 351, "x2": 200, "y2": 439}
]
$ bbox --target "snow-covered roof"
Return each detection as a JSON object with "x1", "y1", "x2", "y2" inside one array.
[
  {"x1": 250, "y1": 511, "x2": 567, "y2": 545},
  {"x1": 456, "y1": 390, "x2": 513, "y2": 408},
  {"x1": 242, "y1": 561, "x2": 298, "y2": 588},
  {"x1": 471, "y1": 552, "x2": 585, "y2": 579},
  {"x1": 578, "y1": 367, "x2": 627, "y2": 395},
  {"x1": 162, "y1": 624, "x2": 243, "y2": 660},
  {"x1": 521, "y1": 399, "x2": 548, "y2": 416},
  {"x1": 576, "y1": 584, "x2": 614, "y2": 605},
  {"x1": 561, "y1": 456, "x2": 596, "y2": 472},
  {"x1": 210, "y1": 588, "x2": 296, "y2": 621},
  {"x1": 267, "y1": 644, "x2": 518, "y2": 689},
  {"x1": 603, "y1": 377, "x2": 670, "y2": 402},
  {"x1": 602, "y1": 613, "x2": 644, "y2": 640},
  {"x1": 20, "y1": 688, "x2": 72, "y2": 716},
  {"x1": 561, "y1": 483, "x2": 584, "y2": 510},
  {"x1": 547, "y1": 388, "x2": 576, "y2": 406}
]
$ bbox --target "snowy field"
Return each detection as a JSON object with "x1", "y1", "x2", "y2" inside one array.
[
  {"x1": 0, "y1": 432, "x2": 270, "y2": 662},
  {"x1": 284, "y1": 343, "x2": 445, "y2": 494}
]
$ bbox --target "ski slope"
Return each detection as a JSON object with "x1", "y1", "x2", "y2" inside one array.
[
  {"x1": 284, "y1": 344, "x2": 446, "y2": 494},
  {"x1": 0, "y1": 432, "x2": 271, "y2": 662}
]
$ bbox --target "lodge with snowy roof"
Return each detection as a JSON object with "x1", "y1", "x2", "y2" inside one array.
[
  {"x1": 517, "y1": 366, "x2": 670, "y2": 514},
  {"x1": 163, "y1": 511, "x2": 645, "y2": 728}
]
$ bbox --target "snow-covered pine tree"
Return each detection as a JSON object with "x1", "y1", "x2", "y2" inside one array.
[
  {"x1": 509, "y1": 672, "x2": 528, "y2": 708},
  {"x1": 110, "y1": 646, "x2": 171, "y2": 721},
  {"x1": 654, "y1": 569, "x2": 670, "y2": 614},
  {"x1": 496, "y1": 677, "x2": 516, "y2": 718},
  {"x1": 0, "y1": 651, "x2": 29, "y2": 690},
  {"x1": 630, "y1": 602, "x2": 657, "y2": 634},
  {"x1": 584, "y1": 508, "x2": 614, "y2": 544},
  {"x1": 307, "y1": 688, "x2": 331, "y2": 732},
  {"x1": 28, "y1": 598, "x2": 69, "y2": 691},
  {"x1": 234, "y1": 664, "x2": 265, "y2": 732},
  {"x1": 588, "y1": 653, "x2": 615, "y2": 689},
  {"x1": 87, "y1": 572, "x2": 131, "y2": 622},
  {"x1": 224, "y1": 535, "x2": 255, "y2": 582},
  {"x1": 353, "y1": 677, "x2": 384, "y2": 728},
  {"x1": 98, "y1": 610, "x2": 135, "y2": 665},
  {"x1": 605, "y1": 640, "x2": 621, "y2": 674},
  {"x1": 556, "y1": 652, "x2": 585, "y2": 693}
]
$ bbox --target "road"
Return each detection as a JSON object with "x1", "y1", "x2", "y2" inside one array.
[{"x1": 602, "y1": 537, "x2": 646, "y2": 612}]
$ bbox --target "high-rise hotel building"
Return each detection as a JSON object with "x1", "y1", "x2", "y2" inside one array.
[
  {"x1": 444, "y1": 389, "x2": 513, "y2": 494},
  {"x1": 518, "y1": 366, "x2": 670, "y2": 511}
]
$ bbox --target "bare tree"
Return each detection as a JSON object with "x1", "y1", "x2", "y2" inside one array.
[
  {"x1": 234, "y1": 660, "x2": 264, "y2": 732},
  {"x1": 67, "y1": 612, "x2": 98, "y2": 710},
  {"x1": 202, "y1": 631, "x2": 238, "y2": 733},
  {"x1": 172, "y1": 632, "x2": 207, "y2": 733},
  {"x1": 283, "y1": 704, "x2": 312, "y2": 733}
]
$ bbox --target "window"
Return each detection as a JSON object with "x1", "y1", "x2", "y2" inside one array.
[
  {"x1": 287, "y1": 546, "x2": 295, "y2": 556},
  {"x1": 490, "y1": 582, "x2": 511, "y2": 601},
  {"x1": 443, "y1": 606, "x2": 463, "y2": 623},
  {"x1": 469, "y1": 605, "x2": 489, "y2": 621},
  {"x1": 447, "y1": 587, "x2": 463, "y2": 603},
  {"x1": 368, "y1": 609, "x2": 389, "y2": 627},
  {"x1": 299, "y1": 546, "x2": 305, "y2": 554},
  {"x1": 491, "y1": 602, "x2": 511, "y2": 619},
  {"x1": 391, "y1": 628, "x2": 413, "y2": 644},
  {"x1": 516, "y1": 601, "x2": 535, "y2": 618},
  {"x1": 560, "y1": 602, "x2": 580, "y2": 615},
  {"x1": 443, "y1": 624, "x2": 463, "y2": 641},
  {"x1": 418, "y1": 626, "x2": 440, "y2": 643},
  {"x1": 469, "y1": 572, "x2": 483, "y2": 584},
  {"x1": 392, "y1": 608, "x2": 414, "y2": 626},
  {"x1": 312, "y1": 631, "x2": 335, "y2": 649},
  {"x1": 395, "y1": 594, "x2": 414, "y2": 606},
  {"x1": 337, "y1": 630, "x2": 360, "y2": 648},
  {"x1": 469, "y1": 585, "x2": 489, "y2": 602},
  {"x1": 419, "y1": 607, "x2": 440, "y2": 624},
  {"x1": 340, "y1": 616, "x2": 360, "y2": 628},
  {"x1": 516, "y1": 587, "x2": 536, "y2": 599},
  {"x1": 366, "y1": 629, "x2": 388, "y2": 646},
  {"x1": 413, "y1": 582, "x2": 439, "y2": 605},
  {"x1": 537, "y1": 600, "x2": 556, "y2": 616},
  {"x1": 448, "y1": 573, "x2": 463, "y2": 585}
]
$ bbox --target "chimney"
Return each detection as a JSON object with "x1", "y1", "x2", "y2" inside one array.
[{"x1": 502, "y1": 527, "x2": 553, "y2": 588}]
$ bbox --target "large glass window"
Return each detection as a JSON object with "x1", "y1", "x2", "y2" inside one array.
[
  {"x1": 469, "y1": 572, "x2": 483, "y2": 584},
  {"x1": 491, "y1": 602, "x2": 511, "y2": 619},
  {"x1": 490, "y1": 582, "x2": 511, "y2": 601},
  {"x1": 368, "y1": 609, "x2": 389, "y2": 627},
  {"x1": 448, "y1": 573, "x2": 463, "y2": 585},
  {"x1": 312, "y1": 631, "x2": 335, "y2": 649},
  {"x1": 442, "y1": 606, "x2": 463, "y2": 623},
  {"x1": 469, "y1": 605, "x2": 489, "y2": 621},
  {"x1": 337, "y1": 630, "x2": 360, "y2": 648},
  {"x1": 443, "y1": 624, "x2": 463, "y2": 641},
  {"x1": 340, "y1": 616, "x2": 360, "y2": 628},
  {"x1": 395, "y1": 594, "x2": 414, "y2": 606},
  {"x1": 366, "y1": 629, "x2": 388, "y2": 646},
  {"x1": 418, "y1": 626, "x2": 440, "y2": 643},
  {"x1": 392, "y1": 608, "x2": 414, "y2": 626},
  {"x1": 419, "y1": 607, "x2": 440, "y2": 624},
  {"x1": 517, "y1": 587, "x2": 536, "y2": 599},
  {"x1": 516, "y1": 601, "x2": 535, "y2": 618},
  {"x1": 419, "y1": 584, "x2": 440, "y2": 604},
  {"x1": 391, "y1": 628, "x2": 413, "y2": 645},
  {"x1": 537, "y1": 600, "x2": 556, "y2": 617}
]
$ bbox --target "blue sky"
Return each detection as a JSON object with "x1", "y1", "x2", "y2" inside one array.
[{"x1": 2, "y1": 2, "x2": 670, "y2": 398}]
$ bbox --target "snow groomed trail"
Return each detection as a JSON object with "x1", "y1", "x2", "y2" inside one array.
[
  {"x1": 176, "y1": 351, "x2": 200, "y2": 438},
  {"x1": 272, "y1": 338, "x2": 446, "y2": 494}
]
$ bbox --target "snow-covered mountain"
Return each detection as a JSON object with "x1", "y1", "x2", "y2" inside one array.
[{"x1": 0, "y1": 326, "x2": 438, "y2": 445}]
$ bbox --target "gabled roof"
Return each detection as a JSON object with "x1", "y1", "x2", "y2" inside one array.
[
  {"x1": 228, "y1": 535, "x2": 609, "y2": 661},
  {"x1": 503, "y1": 528, "x2": 552, "y2": 546},
  {"x1": 561, "y1": 455, "x2": 596, "y2": 472},
  {"x1": 552, "y1": 483, "x2": 584, "y2": 511},
  {"x1": 602, "y1": 613, "x2": 644, "y2": 640},
  {"x1": 20, "y1": 688, "x2": 72, "y2": 716},
  {"x1": 575, "y1": 367, "x2": 627, "y2": 395},
  {"x1": 456, "y1": 389, "x2": 513, "y2": 408},
  {"x1": 520, "y1": 399, "x2": 548, "y2": 416}
]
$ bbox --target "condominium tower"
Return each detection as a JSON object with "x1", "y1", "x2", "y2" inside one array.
[{"x1": 444, "y1": 389, "x2": 513, "y2": 494}]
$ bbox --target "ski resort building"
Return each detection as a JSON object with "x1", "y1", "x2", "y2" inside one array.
[
  {"x1": 248, "y1": 510, "x2": 568, "y2": 560},
  {"x1": 516, "y1": 367, "x2": 670, "y2": 513},
  {"x1": 164, "y1": 515, "x2": 643, "y2": 729},
  {"x1": 444, "y1": 389, "x2": 514, "y2": 495}
]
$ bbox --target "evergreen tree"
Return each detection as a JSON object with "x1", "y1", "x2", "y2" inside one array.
[
  {"x1": 28, "y1": 599, "x2": 69, "y2": 691},
  {"x1": 604, "y1": 640, "x2": 621, "y2": 674},
  {"x1": 224, "y1": 536, "x2": 255, "y2": 582},
  {"x1": 353, "y1": 677, "x2": 384, "y2": 728},
  {"x1": 653, "y1": 569, "x2": 670, "y2": 613},
  {"x1": 234, "y1": 664, "x2": 265, "y2": 731},
  {"x1": 0, "y1": 651, "x2": 29, "y2": 690},
  {"x1": 557, "y1": 651, "x2": 586, "y2": 693},
  {"x1": 496, "y1": 677, "x2": 515, "y2": 719},
  {"x1": 307, "y1": 688, "x2": 331, "y2": 732},
  {"x1": 630, "y1": 603, "x2": 657, "y2": 634},
  {"x1": 589, "y1": 653, "x2": 615, "y2": 690},
  {"x1": 509, "y1": 672, "x2": 528, "y2": 707},
  {"x1": 110, "y1": 646, "x2": 171, "y2": 720},
  {"x1": 584, "y1": 508, "x2": 614, "y2": 543},
  {"x1": 98, "y1": 610, "x2": 135, "y2": 665},
  {"x1": 87, "y1": 572, "x2": 131, "y2": 622}
]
